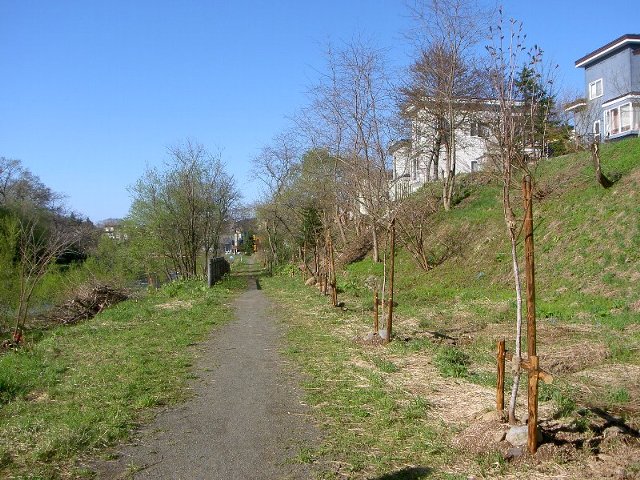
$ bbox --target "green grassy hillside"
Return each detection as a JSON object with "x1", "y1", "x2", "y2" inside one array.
[
  {"x1": 264, "y1": 137, "x2": 640, "y2": 479},
  {"x1": 346, "y1": 137, "x2": 640, "y2": 411}
]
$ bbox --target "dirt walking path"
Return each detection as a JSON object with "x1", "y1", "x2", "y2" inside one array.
[{"x1": 93, "y1": 277, "x2": 320, "y2": 479}]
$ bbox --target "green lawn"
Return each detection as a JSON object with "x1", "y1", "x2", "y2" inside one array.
[
  {"x1": 261, "y1": 138, "x2": 640, "y2": 479},
  {"x1": 0, "y1": 277, "x2": 245, "y2": 479}
]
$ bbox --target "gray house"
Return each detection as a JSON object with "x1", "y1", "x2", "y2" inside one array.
[{"x1": 565, "y1": 34, "x2": 640, "y2": 143}]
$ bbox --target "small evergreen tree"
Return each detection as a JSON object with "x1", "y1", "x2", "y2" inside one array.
[{"x1": 515, "y1": 66, "x2": 570, "y2": 157}]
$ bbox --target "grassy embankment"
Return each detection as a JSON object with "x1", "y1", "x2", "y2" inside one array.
[
  {"x1": 262, "y1": 137, "x2": 640, "y2": 479},
  {"x1": 0, "y1": 276, "x2": 245, "y2": 479}
]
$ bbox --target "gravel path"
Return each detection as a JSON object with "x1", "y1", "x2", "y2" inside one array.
[{"x1": 93, "y1": 277, "x2": 320, "y2": 479}]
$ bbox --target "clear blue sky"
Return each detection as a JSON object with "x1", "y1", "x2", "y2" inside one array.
[{"x1": 0, "y1": 1, "x2": 637, "y2": 222}]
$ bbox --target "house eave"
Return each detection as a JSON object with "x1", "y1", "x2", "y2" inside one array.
[
  {"x1": 564, "y1": 99, "x2": 587, "y2": 112},
  {"x1": 601, "y1": 92, "x2": 640, "y2": 108},
  {"x1": 575, "y1": 34, "x2": 640, "y2": 68},
  {"x1": 388, "y1": 139, "x2": 411, "y2": 154}
]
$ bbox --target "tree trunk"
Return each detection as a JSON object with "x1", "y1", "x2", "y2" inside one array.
[
  {"x1": 266, "y1": 222, "x2": 278, "y2": 269},
  {"x1": 592, "y1": 142, "x2": 613, "y2": 188},
  {"x1": 443, "y1": 179, "x2": 452, "y2": 210},
  {"x1": 426, "y1": 131, "x2": 442, "y2": 183},
  {"x1": 507, "y1": 231, "x2": 524, "y2": 424},
  {"x1": 301, "y1": 242, "x2": 313, "y2": 278},
  {"x1": 372, "y1": 226, "x2": 380, "y2": 263},
  {"x1": 335, "y1": 207, "x2": 347, "y2": 247},
  {"x1": 442, "y1": 121, "x2": 456, "y2": 211}
]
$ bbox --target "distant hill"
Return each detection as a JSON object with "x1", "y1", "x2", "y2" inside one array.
[{"x1": 96, "y1": 218, "x2": 124, "y2": 228}]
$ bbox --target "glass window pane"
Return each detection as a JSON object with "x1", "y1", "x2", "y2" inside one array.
[
  {"x1": 610, "y1": 108, "x2": 620, "y2": 134},
  {"x1": 589, "y1": 79, "x2": 603, "y2": 99},
  {"x1": 621, "y1": 104, "x2": 631, "y2": 131}
]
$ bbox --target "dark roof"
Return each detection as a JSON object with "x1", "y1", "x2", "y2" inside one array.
[{"x1": 575, "y1": 34, "x2": 640, "y2": 68}]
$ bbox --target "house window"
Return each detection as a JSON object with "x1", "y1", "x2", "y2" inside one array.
[
  {"x1": 620, "y1": 104, "x2": 632, "y2": 132},
  {"x1": 470, "y1": 121, "x2": 489, "y2": 138},
  {"x1": 470, "y1": 160, "x2": 479, "y2": 172},
  {"x1": 593, "y1": 120, "x2": 601, "y2": 142},
  {"x1": 606, "y1": 108, "x2": 619, "y2": 135},
  {"x1": 412, "y1": 156, "x2": 418, "y2": 180},
  {"x1": 589, "y1": 78, "x2": 603, "y2": 100},
  {"x1": 605, "y1": 102, "x2": 632, "y2": 136}
]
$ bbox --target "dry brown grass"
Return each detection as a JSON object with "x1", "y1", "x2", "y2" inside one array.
[
  {"x1": 542, "y1": 343, "x2": 609, "y2": 374},
  {"x1": 156, "y1": 299, "x2": 193, "y2": 310},
  {"x1": 288, "y1": 256, "x2": 640, "y2": 479}
]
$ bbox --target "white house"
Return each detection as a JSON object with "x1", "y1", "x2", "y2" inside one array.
[
  {"x1": 101, "y1": 220, "x2": 128, "y2": 241},
  {"x1": 390, "y1": 101, "x2": 493, "y2": 200}
]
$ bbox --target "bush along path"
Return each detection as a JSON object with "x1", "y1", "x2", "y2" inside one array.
[{"x1": 90, "y1": 275, "x2": 321, "y2": 480}]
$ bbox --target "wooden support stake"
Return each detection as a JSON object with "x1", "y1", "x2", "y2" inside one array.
[
  {"x1": 385, "y1": 219, "x2": 396, "y2": 343},
  {"x1": 374, "y1": 291, "x2": 379, "y2": 334},
  {"x1": 497, "y1": 339, "x2": 506, "y2": 412},
  {"x1": 523, "y1": 175, "x2": 536, "y2": 357},
  {"x1": 324, "y1": 228, "x2": 329, "y2": 297},
  {"x1": 314, "y1": 244, "x2": 319, "y2": 277},
  {"x1": 528, "y1": 355, "x2": 540, "y2": 455},
  {"x1": 505, "y1": 352, "x2": 553, "y2": 384},
  {"x1": 328, "y1": 230, "x2": 337, "y2": 306},
  {"x1": 523, "y1": 175, "x2": 540, "y2": 454}
]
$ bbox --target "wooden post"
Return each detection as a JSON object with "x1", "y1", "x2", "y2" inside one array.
[
  {"x1": 385, "y1": 219, "x2": 396, "y2": 343},
  {"x1": 523, "y1": 175, "x2": 536, "y2": 356},
  {"x1": 523, "y1": 175, "x2": 539, "y2": 454},
  {"x1": 207, "y1": 258, "x2": 214, "y2": 287},
  {"x1": 328, "y1": 229, "x2": 337, "y2": 306},
  {"x1": 374, "y1": 290, "x2": 379, "y2": 334},
  {"x1": 528, "y1": 355, "x2": 540, "y2": 454},
  {"x1": 322, "y1": 231, "x2": 327, "y2": 295},
  {"x1": 497, "y1": 339, "x2": 506, "y2": 412}
]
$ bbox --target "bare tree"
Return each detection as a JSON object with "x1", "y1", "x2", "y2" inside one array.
[
  {"x1": 562, "y1": 90, "x2": 616, "y2": 188},
  {"x1": 486, "y1": 12, "x2": 553, "y2": 424},
  {"x1": 10, "y1": 212, "x2": 81, "y2": 342},
  {"x1": 403, "y1": 0, "x2": 490, "y2": 210},
  {"x1": 302, "y1": 40, "x2": 394, "y2": 262},
  {"x1": 395, "y1": 187, "x2": 440, "y2": 270},
  {"x1": 0, "y1": 157, "x2": 62, "y2": 210},
  {"x1": 129, "y1": 140, "x2": 239, "y2": 279},
  {"x1": 0, "y1": 158, "x2": 83, "y2": 340},
  {"x1": 252, "y1": 131, "x2": 303, "y2": 271}
]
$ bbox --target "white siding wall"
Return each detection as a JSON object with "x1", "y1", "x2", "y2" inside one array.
[{"x1": 391, "y1": 113, "x2": 490, "y2": 199}]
